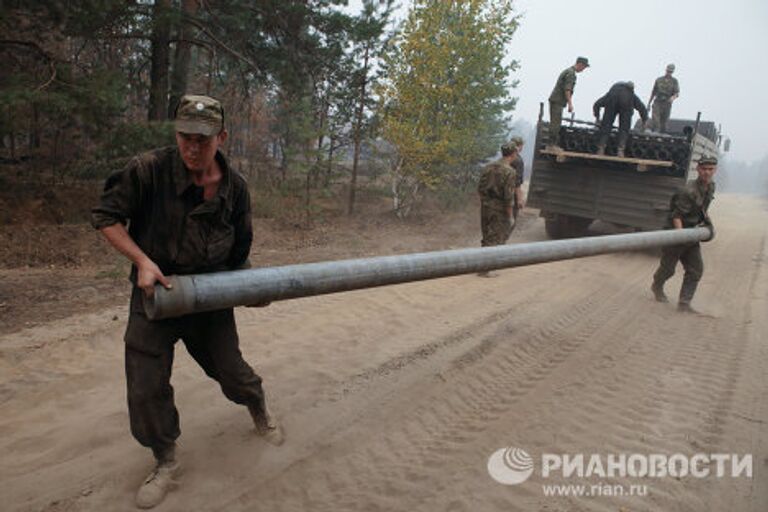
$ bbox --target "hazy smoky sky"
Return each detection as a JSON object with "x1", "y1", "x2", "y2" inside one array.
[
  {"x1": 510, "y1": 0, "x2": 767, "y2": 163},
  {"x1": 351, "y1": 0, "x2": 767, "y2": 163}
]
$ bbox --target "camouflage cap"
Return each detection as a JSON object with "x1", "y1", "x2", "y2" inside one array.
[
  {"x1": 174, "y1": 94, "x2": 224, "y2": 136},
  {"x1": 666, "y1": 63, "x2": 675, "y2": 72},
  {"x1": 697, "y1": 155, "x2": 718, "y2": 166},
  {"x1": 576, "y1": 56, "x2": 590, "y2": 67},
  {"x1": 501, "y1": 140, "x2": 519, "y2": 156}
]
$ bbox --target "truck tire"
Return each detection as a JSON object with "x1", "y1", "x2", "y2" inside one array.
[{"x1": 545, "y1": 214, "x2": 593, "y2": 239}]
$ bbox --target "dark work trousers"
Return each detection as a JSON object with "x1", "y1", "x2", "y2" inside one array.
[
  {"x1": 549, "y1": 101, "x2": 564, "y2": 146},
  {"x1": 124, "y1": 288, "x2": 266, "y2": 456},
  {"x1": 597, "y1": 106, "x2": 632, "y2": 151},
  {"x1": 652, "y1": 242, "x2": 704, "y2": 304}
]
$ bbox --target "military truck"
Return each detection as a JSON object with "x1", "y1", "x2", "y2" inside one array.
[{"x1": 526, "y1": 107, "x2": 725, "y2": 239}]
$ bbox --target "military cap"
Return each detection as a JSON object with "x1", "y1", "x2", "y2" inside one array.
[
  {"x1": 666, "y1": 63, "x2": 675, "y2": 72},
  {"x1": 511, "y1": 136, "x2": 524, "y2": 147},
  {"x1": 500, "y1": 140, "x2": 519, "y2": 156},
  {"x1": 697, "y1": 155, "x2": 718, "y2": 166},
  {"x1": 175, "y1": 94, "x2": 224, "y2": 136},
  {"x1": 576, "y1": 56, "x2": 590, "y2": 67},
  {"x1": 625, "y1": 81, "x2": 635, "y2": 90}
]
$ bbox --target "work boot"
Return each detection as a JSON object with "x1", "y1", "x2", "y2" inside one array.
[
  {"x1": 596, "y1": 145, "x2": 606, "y2": 156},
  {"x1": 248, "y1": 401, "x2": 285, "y2": 446},
  {"x1": 651, "y1": 283, "x2": 668, "y2": 303},
  {"x1": 135, "y1": 459, "x2": 181, "y2": 509},
  {"x1": 677, "y1": 302, "x2": 700, "y2": 314}
]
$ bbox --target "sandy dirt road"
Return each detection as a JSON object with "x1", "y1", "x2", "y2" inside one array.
[{"x1": 1, "y1": 194, "x2": 766, "y2": 512}]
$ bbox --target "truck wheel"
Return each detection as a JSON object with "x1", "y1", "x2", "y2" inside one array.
[
  {"x1": 545, "y1": 214, "x2": 593, "y2": 239},
  {"x1": 545, "y1": 217, "x2": 563, "y2": 239}
]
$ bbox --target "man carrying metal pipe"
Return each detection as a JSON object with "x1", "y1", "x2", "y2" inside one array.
[
  {"x1": 91, "y1": 94, "x2": 283, "y2": 509},
  {"x1": 651, "y1": 155, "x2": 718, "y2": 313}
]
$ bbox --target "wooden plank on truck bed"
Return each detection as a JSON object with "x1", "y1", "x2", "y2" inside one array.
[{"x1": 540, "y1": 149, "x2": 674, "y2": 171}]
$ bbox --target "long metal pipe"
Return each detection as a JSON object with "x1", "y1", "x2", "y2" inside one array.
[{"x1": 145, "y1": 227, "x2": 712, "y2": 320}]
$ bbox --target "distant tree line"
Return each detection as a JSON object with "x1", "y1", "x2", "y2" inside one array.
[{"x1": 0, "y1": 0, "x2": 520, "y2": 217}]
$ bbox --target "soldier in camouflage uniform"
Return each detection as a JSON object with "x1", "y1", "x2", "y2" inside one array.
[
  {"x1": 648, "y1": 64, "x2": 680, "y2": 133},
  {"x1": 651, "y1": 155, "x2": 717, "y2": 313},
  {"x1": 478, "y1": 140, "x2": 518, "y2": 278},
  {"x1": 548, "y1": 56, "x2": 590, "y2": 152},
  {"x1": 509, "y1": 136, "x2": 526, "y2": 227}
]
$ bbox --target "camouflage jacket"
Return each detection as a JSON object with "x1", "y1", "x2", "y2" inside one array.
[
  {"x1": 652, "y1": 75, "x2": 680, "y2": 102},
  {"x1": 668, "y1": 179, "x2": 715, "y2": 228},
  {"x1": 549, "y1": 66, "x2": 577, "y2": 105},
  {"x1": 478, "y1": 158, "x2": 516, "y2": 211},
  {"x1": 511, "y1": 154, "x2": 525, "y2": 187},
  {"x1": 91, "y1": 146, "x2": 253, "y2": 282}
]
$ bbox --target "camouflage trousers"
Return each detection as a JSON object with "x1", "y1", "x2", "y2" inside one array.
[
  {"x1": 651, "y1": 100, "x2": 672, "y2": 133},
  {"x1": 549, "y1": 101, "x2": 565, "y2": 146},
  {"x1": 481, "y1": 205, "x2": 512, "y2": 247},
  {"x1": 652, "y1": 242, "x2": 703, "y2": 304},
  {"x1": 124, "y1": 288, "x2": 267, "y2": 456}
]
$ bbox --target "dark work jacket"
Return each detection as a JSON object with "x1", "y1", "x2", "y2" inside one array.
[
  {"x1": 593, "y1": 82, "x2": 648, "y2": 122},
  {"x1": 91, "y1": 146, "x2": 253, "y2": 283}
]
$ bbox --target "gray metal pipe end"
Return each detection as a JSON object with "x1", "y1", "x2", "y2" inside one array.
[
  {"x1": 702, "y1": 224, "x2": 715, "y2": 242},
  {"x1": 144, "y1": 275, "x2": 197, "y2": 320}
]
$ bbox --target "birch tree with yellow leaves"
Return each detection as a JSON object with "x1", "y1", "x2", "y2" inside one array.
[{"x1": 379, "y1": 0, "x2": 519, "y2": 217}]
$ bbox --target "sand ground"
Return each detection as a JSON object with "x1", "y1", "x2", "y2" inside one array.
[{"x1": 1, "y1": 194, "x2": 766, "y2": 512}]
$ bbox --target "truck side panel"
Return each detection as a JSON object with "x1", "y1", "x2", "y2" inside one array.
[{"x1": 527, "y1": 161, "x2": 684, "y2": 230}]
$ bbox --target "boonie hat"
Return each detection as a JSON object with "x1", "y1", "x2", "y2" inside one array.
[
  {"x1": 576, "y1": 56, "x2": 590, "y2": 67},
  {"x1": 666, "y1": 63, "x2": 675, "y2": 72},
  {"x1": 175, "y1": 95, "x2": 224, "y2": 136}
]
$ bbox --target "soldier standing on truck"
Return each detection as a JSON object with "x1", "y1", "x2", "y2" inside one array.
[
  {"x1": 477, "y1": 140, "x2": 519, "y2": 276},
  {"x1": 648, "y1": 64, "x2": 680, "y2": 133},
  {"x1": 651, "y1": 155, "x2": 717, "y2": 314},
  {"x1": 547, "y1": 56, "x2": 590, "y2": 152},
  {"x1": 593, "y1": 81, "x2": 648, "y2": 157},
  {"x1": 510, "y1": 135, "x2": 526, "y2": 227}
]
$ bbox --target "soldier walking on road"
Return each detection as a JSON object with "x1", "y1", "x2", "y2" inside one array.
[
  {"x1": 648, "y1": 64, "x2": 680, "y2": 133},
  {"x1": 547, "y1": 56, "x2": 590, "y2": 152},
  {"x1": 651, "y1": 155, "x2": 717, "y2": 313},
  {"x1": 91, "y1": 95, "x2": 284, "y2": 509},
  {"x1": 593, "y1": 81, "x2": 648, "y2": 157},
  {"x1": 477, "y1": 140, "x2": 519, "y2": 277}
]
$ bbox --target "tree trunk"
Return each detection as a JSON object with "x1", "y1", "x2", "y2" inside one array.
[
  {"x1": 324, "y1": 136, "x2": 335, "y2": 187},
  {"x1": 148, "y1": 0, "x2": 172, "y2": 121},
  {"x1": 347, "y1": 45, "x2": 370, "y2": 215},
  {"x1": 168, "y1": 0, "x2": 198, "y2": 118}
]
